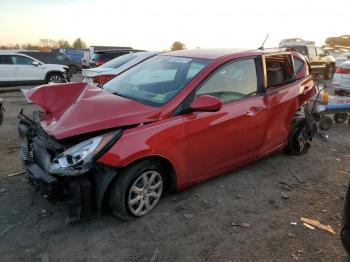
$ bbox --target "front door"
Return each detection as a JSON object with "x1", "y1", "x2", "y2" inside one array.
[
  {"x1": 11, "y1": 55, "x2": 44, "y2": 81},
  {"x1": 183, "y1": 58, "x2": 268, "y2": 181}
]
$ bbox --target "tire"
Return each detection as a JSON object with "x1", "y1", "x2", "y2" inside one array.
[
  {"x1": 46, "y1": 72, "x2": 65, "y2": 84},
  {"x1": 334, "y1": 113, "x2": 348, "y2": 124},
  {"x1": 109, "y1": 159, "x2": 165, "y2": 220},
  {"x1": 68, "y1": 65, "x2": 78, "y2": 74},
  {"x1": 319, "y1": 116, "x2": 333, "y2": 130},
  {"x1": 285, "y1": 117, "x2": 311, "y2": 156},
  {"x1": 324, "y1": 63, "x2": 335, "y2": 80}
]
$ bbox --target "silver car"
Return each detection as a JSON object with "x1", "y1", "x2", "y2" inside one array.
[{"x1": 333, "y1": 60, "x2": 350, "y2": 93}]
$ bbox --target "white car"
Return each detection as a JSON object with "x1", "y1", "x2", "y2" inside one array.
[
  {"x1": 332, "y1": 60, "x2": 350, "y2": 93},
  {"x1": 82, "y1": 51, "x2": 161, "y2": 86},
  {"x1": 335, "y1": 52, "x2": 350, "y2": 67},
  {"x1": 0, "y1": 53, "x2": 70, "y2": 86}
]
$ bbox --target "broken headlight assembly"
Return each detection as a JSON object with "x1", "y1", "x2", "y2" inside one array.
[{"x1": 49, "y1": 131, "x2": 121, "y2": 176}]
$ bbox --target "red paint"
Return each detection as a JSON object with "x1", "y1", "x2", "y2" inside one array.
[{"x1": 29, "y1": 49, "x2": 315, "y2": 191}]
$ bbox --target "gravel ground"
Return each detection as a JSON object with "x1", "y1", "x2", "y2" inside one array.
[{"x1": 0, "y1": 83, "x2": 349, "y2": 261}]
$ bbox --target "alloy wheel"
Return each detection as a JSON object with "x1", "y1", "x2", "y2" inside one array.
[
  {"x1": 49, "y1": 75, "x2": 63, "y2": 83},
  {"x1": 128, "y1": 170, "x2": 163, "y2": 216}
]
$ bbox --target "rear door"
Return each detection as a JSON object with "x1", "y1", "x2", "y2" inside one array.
[
  {"x1": 0, "y1": 55, "x2": 16, "y2": 82},
  {"x1": 183, "y1": 57, "x2": 268, "y2": 181},
  {"x1": 262, "y1": 53, "x2": 311, "y2": 152},
  {"x1": 10, "y1": 55, "x2": 44, "y2": 81}
]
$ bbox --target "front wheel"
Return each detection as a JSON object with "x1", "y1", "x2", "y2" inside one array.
[
  {"x1": 109, "y1": 160, "x2": 164, "y2": 220},
  {"x1": 46, "y1": 72, "x2": 65, "y2": 83}
]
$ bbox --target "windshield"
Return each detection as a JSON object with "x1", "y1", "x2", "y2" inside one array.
[
  {"x1": 103, "y1": 55, "x2": 211, "y2": 106},
  {"x1": 100, "y1": 53, "x2": 136, "y2": 68}
]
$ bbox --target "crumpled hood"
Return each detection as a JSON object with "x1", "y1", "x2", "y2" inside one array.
[{"x1": 28, "y1": 82, "x2": 161, "y2": 140}]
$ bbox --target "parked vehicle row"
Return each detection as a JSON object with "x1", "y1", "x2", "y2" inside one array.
[
  {"x1": 89, "y1": 48, "x2": 144, "y2": 68},
  {"x1": 0, "y1": 53, "x2": 70, "y2": 86},
  {"x1": 18, "y1": 47, "x2": 317, "y2": 221},
  {"x1": 82, "y1": 51, "x2": 161, "y2": 86}
]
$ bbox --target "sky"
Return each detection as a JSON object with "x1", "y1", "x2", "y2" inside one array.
[{"x1": 0, "y1": 0, "x2": 349, "y2": 50}]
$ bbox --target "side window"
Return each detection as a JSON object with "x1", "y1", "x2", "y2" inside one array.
[
  {"x1": 0, "y1": 55, "x2": 13, "y2": 64},
  {"x1": 56, "y1": 54, "x2": 66, "y2": 61},
  {"x1": 316, "y1": 48, "x2": 324, "y2": 56},
  {"x1": 294, "y1": 57, "x2": 305, "y2": 75},
  {"x1": 196, "y1": 59, "x2": 257, "y2": 104},
  {"x1": 265, "y1": 54, "x2": 295, "y2": 88},
  {"x1": 11, "y1": 55, "x2": 34, "y2": 65},
  {"x1": 307, "y1": 47, "x2": 317, "y2": 58}
]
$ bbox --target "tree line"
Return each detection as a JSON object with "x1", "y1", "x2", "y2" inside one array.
[
  {"x1": 1, "y1": 39, "x2": 187, "y2": 51},
  {"x1": 0, "y1": 38, "x2": 87, "y2": 50}
]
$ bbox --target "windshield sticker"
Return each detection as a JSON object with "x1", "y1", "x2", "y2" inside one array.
[{"x1": 168, "y1": 57, "x2": 192, "y2": 64}]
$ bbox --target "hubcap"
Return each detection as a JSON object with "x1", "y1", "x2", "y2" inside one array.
[{"x1": 128, "y1": 170, "x2": 163, "y2": 216}]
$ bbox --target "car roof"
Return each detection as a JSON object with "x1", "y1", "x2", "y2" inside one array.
[
  {"x1": 95, "y1": 49, "x2": 144, "y2": 54},
  {"x1": 163, "y1": 48, "x2": 292, "y2": 60}
]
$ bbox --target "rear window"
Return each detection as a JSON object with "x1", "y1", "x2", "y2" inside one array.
[
  {"x1": 99, "y1": 54, "x2": 136, "y2": 68},
  {"x1": 265, "y1": 54, "x2": 295, "y2": 89}
]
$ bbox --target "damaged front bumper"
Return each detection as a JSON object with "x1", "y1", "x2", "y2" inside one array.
[{"x1": 18, "y1": 111, "x2": 119, "y2": 220}]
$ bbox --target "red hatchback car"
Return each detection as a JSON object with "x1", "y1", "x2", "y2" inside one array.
[{"x1": 19, "y1": 48, "x2": 315, "y2": 220}]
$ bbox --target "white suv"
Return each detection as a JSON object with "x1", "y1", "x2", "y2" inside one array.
[{"x1": 0, "y1": 53, "x2": 70, "y2": 86}]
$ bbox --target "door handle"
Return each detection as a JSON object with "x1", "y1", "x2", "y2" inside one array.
[{"x1": 246, "y1": 106, "x2": 264, "y2": 116}]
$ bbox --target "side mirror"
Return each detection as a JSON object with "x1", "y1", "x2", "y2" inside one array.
[
  {"x1": 190, "y1": 95, "x2": 222, "y2": 112},
  {"x1": 32, "y1": 61, "x2": 39, "y2": 66}
]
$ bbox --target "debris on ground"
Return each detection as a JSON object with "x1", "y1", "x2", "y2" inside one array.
[
  {"x1": 7, "y1": 171, "x2": 25, "y2": 177},
  {"x1": 280, "y1": 181, "x2": 294, "y2": 190},
  {"x1": 300, "y1": 217, "x2": 336, "y2": 234},
  {"x1": 0, "y1": 224, "x2": 16, "y2": 237},
  {"x1": 303, "y1": 223, "x2": 315, "y2": 230},
  {"x1": 289, "y1": 169, "x2": 304, "y2": 183},
  {"x1": 281, "y1": 192, "x2": 291, "y2": 199},
  {"x1": 231, "y1": 222, "x2": 250, "y2": 228},
  {"x1": 184, "y1": 214, "x2": 193, "y2": 219},
  {"x1": 150, "y1": 248, "x2": 159, "y2": 262},
  {"x1": 0, "y1": 188, "x2": 7, "y2": 193},
  {"x1": 290, "y1": 222, "x2": 298, "y2": 226}
]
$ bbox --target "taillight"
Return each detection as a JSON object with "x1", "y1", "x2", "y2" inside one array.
[
  {"x1": 93, "y1": 75, "x2": 116, "y2": 85},
  {"x1": 335, "y1": 67, "x2": 350, "y2": 74},
  {"x1": 95, "y1": 60, "x2": 105, "y2": 66}
]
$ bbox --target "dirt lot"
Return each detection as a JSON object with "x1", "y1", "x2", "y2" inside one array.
[{"x1": 0, "y1": 85, "x2": 349, "y2": 261}]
